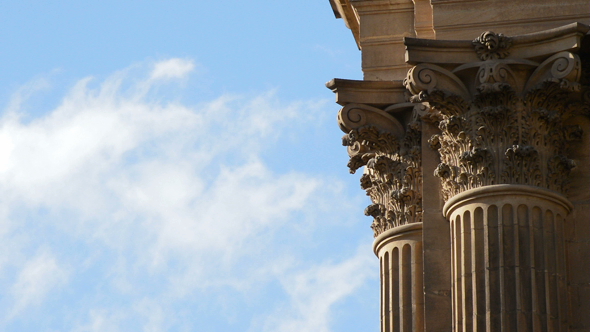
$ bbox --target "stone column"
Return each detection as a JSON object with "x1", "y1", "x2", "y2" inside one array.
[
  {"x1": 443, "y1": 185, "x2": 571, "y2": 331},
  {"x1": 404, "y1": 23, "x2": 589, "y2": 332},
  {"x1": 334, "y1": 88, "x2": 425, "y2": 331},
  {"x1": 374, "y1": 223, "x2": 424, "y2": 332}
]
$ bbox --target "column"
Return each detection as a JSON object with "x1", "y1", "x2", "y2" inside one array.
[
  {"x1": 444, "y1": 185, "x2": 571, "y2": 331},
  {"x1": 374, "y1": 223, "x2": 424, "y2": 332},
  {"x1": 403, "y1": 24, "x2": 589, "y2": 332},
  {"x1": 337, "y1": 98, "x2": 425, "y2": 332}
]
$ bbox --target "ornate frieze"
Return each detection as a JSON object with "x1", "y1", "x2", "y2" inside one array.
[
  {"x1": 404, "y1": 26, "x2": 589, "y2": 202},
  {"x1": 339, "y1": 103, "x2": 423, "y2": 236}
]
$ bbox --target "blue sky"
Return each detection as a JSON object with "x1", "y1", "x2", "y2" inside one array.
[{"x1": 0, "y1": 1, "x2": 379, "y2": 331}]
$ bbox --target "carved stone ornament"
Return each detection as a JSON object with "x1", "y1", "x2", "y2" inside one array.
[
  {"x1": 338, "y1": 103, "x2": 423, "y2": 237},
  {"x1": 472, "y1": 31, "x2": 513, "y2": 61},
  {"x1": 404, "y1": 35, "x2": 589, "y2": 202}
]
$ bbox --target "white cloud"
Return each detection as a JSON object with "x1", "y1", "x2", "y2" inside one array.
[
  {"x1": 71, "y1": 309, "x2": 125, "y2": 332},
  {"x1": 133, "y1": 299, "x2": 166, "y2": 332},
  {"x1": 0, "y1": 58, "x2": 372, "y2": 331},
  {"x1": 260, "y1": 247, "x2": 374, "y2": 332},
  {"x1": 7, "y1": 250, "x2": 69, "y2": 319},
  {"x1": 149, "y1": 58, "x2": 195, "y2": 81},
  {"x1": 4, "y1": 75, "x2": 53, "y2": 114}
]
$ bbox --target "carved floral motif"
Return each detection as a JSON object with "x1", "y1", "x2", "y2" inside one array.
[
  {"x1": 405, "y1": 49, "x2": 587, "y2": 202},
  {"x1": 472, "y1": 31, "x2": 513, "y2": 61},
  {"x1": 340, "y1": 105, "x2": 422, "y2": 237}
]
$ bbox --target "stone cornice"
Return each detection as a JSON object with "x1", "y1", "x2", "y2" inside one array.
[
  {"x1": 329, "y1": 0, "x2": 361, "y2": 49},
  {"x1": 351, "y1": 0, "x2": 414, "y2": 17},
  {"x1": 405, "y1": 22, "x2": 589, "y2": 65}
]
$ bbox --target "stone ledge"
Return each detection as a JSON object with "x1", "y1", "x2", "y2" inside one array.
[{"x1": 326, "y1": 78, "x2": 407, "y2": 106}]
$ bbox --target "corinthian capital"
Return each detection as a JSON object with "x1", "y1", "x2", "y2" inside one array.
[
  {"x1": 338, "y1": 102, "x2": 424, "y2": 236},
  {"x1": 404, "y1": 23, "x2": 590, "y2": 202}
]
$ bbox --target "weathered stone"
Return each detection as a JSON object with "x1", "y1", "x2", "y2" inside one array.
[{"x1": 329, "y1": 2, "x2": 590, "y2": 331}]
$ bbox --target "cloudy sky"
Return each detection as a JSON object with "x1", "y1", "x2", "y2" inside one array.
[{"x1": 0, "y1": 1, "x2": 379, "y2": 331}]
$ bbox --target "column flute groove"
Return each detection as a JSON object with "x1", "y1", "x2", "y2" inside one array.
[
  {"x1": 444, "y1": 185, "x2": 572, "y2": 332},
  {"x1": 374, "y1": 223, "x2": 424, "y2": 332}
]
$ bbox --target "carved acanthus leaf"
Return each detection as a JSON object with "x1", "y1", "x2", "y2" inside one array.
[
  {"x1": 340, "y1": 104, "x2": 423, "y2": 237},
  {"x1": 405, "y1": 49, "x2": 587, "y2": 201}
]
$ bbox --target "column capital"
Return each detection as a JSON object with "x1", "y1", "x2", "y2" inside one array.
[
  {"x1": 331, "y1": 79, "x2": 425, "y2": 237},
  {"x1": 403, "y1": 23, "x2": 590, "y2": 202}
]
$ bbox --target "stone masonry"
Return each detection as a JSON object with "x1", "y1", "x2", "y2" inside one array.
[{"x1": 328, "y1": 1, "x2": 590, "y2": 331}]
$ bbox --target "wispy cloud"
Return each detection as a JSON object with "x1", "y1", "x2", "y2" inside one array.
[
  {"x1": 150, "y1": 58, "x2": 195, "y2": 81},
  {"x1": 7, "y1": 250, "x2": 69, "y2": 319},
  {"x1": 0, "y1": 59, "x2": 372, "y2": 331},
  {"x1": 260, "y1": 246, "x2": 374, "y2": 332}
]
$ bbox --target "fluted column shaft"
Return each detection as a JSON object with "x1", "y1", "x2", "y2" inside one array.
[
  {"x1": 374, "y1": 223, "x2": 424, "y2": 332},
  {"x1": 443, "y1": 185, "x2": 572, "y2": 332}
]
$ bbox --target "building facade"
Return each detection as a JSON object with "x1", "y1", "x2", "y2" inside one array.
[{"x1": 327, "y1": 1, "x2": 590, "y2": 331}]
